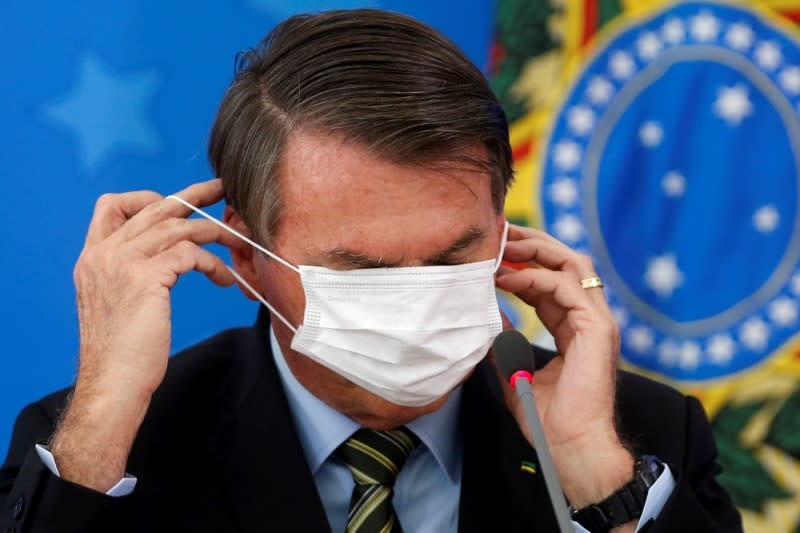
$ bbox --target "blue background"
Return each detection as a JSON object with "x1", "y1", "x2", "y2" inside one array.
[
  {"x1": 597, "y1": 59, "x2": 797, "y2": 322},
  {"x1": 0, "y1": 0, "x2": 495, "y2": 461}
]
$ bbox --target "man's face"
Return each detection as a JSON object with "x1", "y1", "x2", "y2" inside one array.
[{"x1": 254, "y1": 131, "x2": 504, "y2": 429}]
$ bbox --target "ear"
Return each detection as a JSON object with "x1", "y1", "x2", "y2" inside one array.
[{"x1": 223, "y1": 205, "x2": 261, "y2": 302}]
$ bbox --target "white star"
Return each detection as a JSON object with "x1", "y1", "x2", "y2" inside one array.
[
  {"x1": 644, "y1": 254, "x2": 684, "y2": 298},
  {"x1": 552, "y1": 141, "x2": 582, "y2": 171},
  {"x1": 567, "y1": 105, "x2": 596, "y2": 136},
  {"x1": 549, "y1": 178, "x2": 579, "y2": 207},
  {"x1": 637, "y1": 32, "x2": 663, "y2": 60},
  {"x1": 611, "y1": 307, "x2": 629, "y2": 328},
  {"x1": 707, "y1": 335, "x2": 736, "y2": 365},
  {"x1": 779, "y1": 66, "x2": 800, "y2": 95},
  {"x1": 769, "y1": 298, "x2": 798, "y2": 326},
  {"x1": 662, "y1": 171, "x2": 686, "y2": 197},
  {"x1": 609, "y1": 51, "x2": 635, "y2": 79},
  {"x1": 586, "y1": 76, "x2": 614, "y2": 105},
  {"x1": 755, "y1": 41, "x2": 782, "y2": 71},
  {"x1": 792, "y1": 273, "x2": 800, "y2": 295},
  {"x1": 628, "y1": 326, "x2": 654, "y2": 353},
  {"x1": 658, "y1": 340, "x2": 680, "y2": 367},
  {"x1": 713, "y1": 84, "x2": 753, "y2": 126},
  {"x1": 690, "y1": 11, "x2": 720, "y2": 42},
  {"x1": 639, "y1": 121, "x2": 664, "y2": 147},
  {"x1": 679, "y1": 342, "x2": 702, "y2": 369},
  {"x1": 662, "y1": 18, "x2": 685, "y2": 45},
  {"x1": 552, "y1": 215, "x2": 584, "y2": 243},
  {"x1": 753, "y1": 205, "x2": 779, "y2": 233},
  {"x1": 726, "y1": 23, "x2": 755, "y2": 51},
  {"x1": 42, "y1": 53, "x2": 161, "y2": 172},
  {"x1": 740, "y1": 318, "x2": 770, "y2": 350}
]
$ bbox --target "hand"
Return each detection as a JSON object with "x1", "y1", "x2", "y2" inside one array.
[
  {"x1": 50, "y1": 179, "x2": 243, "y2": 492},
  {"x1": 493, "y1": 224, "x2": 635, "y2": 516}
]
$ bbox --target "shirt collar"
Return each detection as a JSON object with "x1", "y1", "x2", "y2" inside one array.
[{"x1": 269, "y1": 327, "x2": 462, "y2": 482}]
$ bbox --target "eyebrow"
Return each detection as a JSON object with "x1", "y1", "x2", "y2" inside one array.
[{"x1": 326, "y1": 226, "x2": 486, "y2": 268}]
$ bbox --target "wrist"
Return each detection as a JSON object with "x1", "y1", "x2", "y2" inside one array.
[
  {"x1": 50, "y1": 380, "x2": 151, "y2": 492},
  {"x1": 74, "y1": 369, "x2": 155, "y2": 407},
  {"x1": 553, "y1": 434, "x2": 634, "y2": 509},
  {"x1": 571, "y1": 455, "x2": 665, "y2": 533}
]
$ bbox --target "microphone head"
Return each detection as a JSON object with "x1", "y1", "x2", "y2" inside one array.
[{"x1": 492, "y1": 330, "x2": 535, "y2": 382}]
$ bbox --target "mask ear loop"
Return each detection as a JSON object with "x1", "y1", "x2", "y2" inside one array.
[
  {"x1": 165, "y1": 195, "x2": 299, "y2": 334},
  {"x1": 166, "y1": 195, "x2": 299, "y2": 272},
  {"x1": 226, "y1": 268, "x2": 298, "y2": 334},
  {"x1": 493, "y1": 220, "x2": 510, "y2": 273}
]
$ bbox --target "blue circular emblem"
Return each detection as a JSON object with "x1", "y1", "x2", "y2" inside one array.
[{"x1": 541, "y1": 1, "x2": 800, "y2": 380}]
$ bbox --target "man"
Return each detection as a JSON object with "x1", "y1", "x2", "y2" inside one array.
[{"x1": 0, "y1": 9, "x2": 740, "y2": 533}]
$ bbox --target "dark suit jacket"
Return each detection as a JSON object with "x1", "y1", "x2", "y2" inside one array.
[{"x1": 0, "y1": 310, "x2": 741, "y2": 532}]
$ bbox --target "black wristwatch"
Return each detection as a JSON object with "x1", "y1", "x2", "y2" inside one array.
[{"x1": 570, "y1": 454, "x2": 665, "y2": 533}]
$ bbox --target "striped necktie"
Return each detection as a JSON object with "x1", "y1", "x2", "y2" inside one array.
[{"x1": 334, "y1": 427, "x2": 421, "y2": 533}]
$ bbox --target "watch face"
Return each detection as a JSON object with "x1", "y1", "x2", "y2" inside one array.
[{"x1": 638, "y1": 455, "x2": 665, "y2": 486}]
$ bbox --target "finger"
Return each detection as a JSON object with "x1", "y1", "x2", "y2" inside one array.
[
  {"x1": 496, "y1": 267, "x2": 596, "y2": 317},
  {"x1": 500, "y1": 265, "x2": 613, "y2": 322},
  {"x1": 150, "y1": 240, "x2": 236, "y2": 289},
  {"x1": 126, "y1": 218, "x2": 249, "y2": 257},
  {"x1": 503, "y1": 240, "x2": 609, "y2": 309},
  {"x1": 496, "y1": 264, "x2": 542, "y2": 277},
  {"x1": 164, "y1": 178, "x2": 225, "y2": 217},
  {"x1": 507, "y1": 223, "x2": 554, "y2": 243},
  {"x1": 503, "y1": 238, "x2": 594, "y2": 277},
  {"x1": 503, "y1": 225, "x2": 608, "y2": 310},
  {"x1": 497, "y1": 268, "x2": 618, "y2": 365},
  {"x1": 530, "y1": 297, "x2": 573, "y2": 344},
  {"x1": 114, "y1": 178, "x2": 225, "y2": 243},
  {"x1": 507, "y1": 224, "x2": 593, "y2": 268},
  {"x1": 85, "y1": 191, "x2": 164, "y2": 247},
  {"x1": 534, "y1": 293, "x2": 620, "y2": 376}
]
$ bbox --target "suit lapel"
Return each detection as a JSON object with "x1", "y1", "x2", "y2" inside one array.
[
  {"x1": 457, "y1": 360, "x2": 559, "y2": 532},
  {"x1": 208, "y1": 309, "x2": 563, "y2": 532},
  {"x1": 211, "y1": 310, "x2": 331, "y2": 533}
]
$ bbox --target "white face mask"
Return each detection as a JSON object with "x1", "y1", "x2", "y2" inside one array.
[{"x1": 168, "y1": 195, "x2": 508, "y2": 407}]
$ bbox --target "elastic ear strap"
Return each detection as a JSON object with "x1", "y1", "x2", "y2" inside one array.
[
  {"x1": 225, "y1": 266, "x2": 298, "y2": 334},
  {"x1": 165, "y1": 195, "x2": 299, "y2": 273},
  {"x1": 494, "y1": 220, "x2": 510, "y2": 273}
]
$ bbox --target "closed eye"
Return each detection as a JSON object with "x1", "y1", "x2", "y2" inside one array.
[{"x1": 325, "y1": 225, "x2": 486, "y2": 269}]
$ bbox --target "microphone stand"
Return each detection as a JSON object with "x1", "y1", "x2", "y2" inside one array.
[{"x1": 513, "y1": 374, "x2": 573, "y2": 533}]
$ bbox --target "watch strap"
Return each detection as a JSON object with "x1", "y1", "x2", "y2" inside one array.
[{"x1": 570, "y1": 455, "x2": 664, "y2": 532}]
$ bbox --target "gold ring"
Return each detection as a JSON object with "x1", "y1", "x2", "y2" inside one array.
[{"x1": 580, "y1": 277, "x2": 604, "y2": 289}]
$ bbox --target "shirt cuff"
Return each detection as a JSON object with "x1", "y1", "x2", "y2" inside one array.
[
  {"x1": 571, "y1": 464, "x2": 675, "y2": 532},
  {"x1": 35, "y1": 443, "x2": 138, "y2": 497}
]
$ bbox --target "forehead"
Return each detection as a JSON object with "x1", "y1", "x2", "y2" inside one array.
[{"x1": 271, "y1": 131, "x2": 497, "y2": 259}]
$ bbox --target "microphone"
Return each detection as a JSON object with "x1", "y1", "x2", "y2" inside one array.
[{"x1": 492, "y1": 330, "x2": 573, "y2": 533}]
